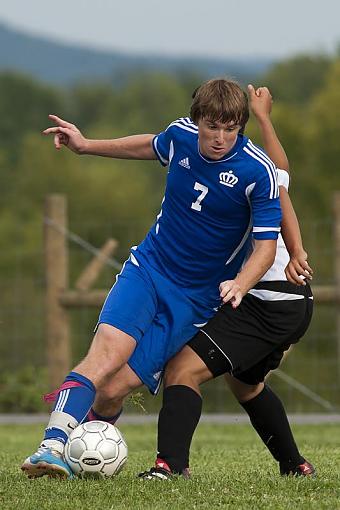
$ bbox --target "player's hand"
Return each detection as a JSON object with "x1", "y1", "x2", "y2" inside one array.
[
  {"x1": 285, "y1": 249, "x2": 313, "y2": 285},
  {"x1": 219, "y1": 280, "x2": 244, "y2": 309},
  {"x1": 42, "y1": 115, "x2": 87, "y2": 153},
  {"x1": 248, "y1": 84, "x2": 273, "y2": 119}
]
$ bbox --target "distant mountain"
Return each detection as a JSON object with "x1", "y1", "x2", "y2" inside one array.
[{"x1": 0, "y1": 23, "x2": 274, "y2": 86}]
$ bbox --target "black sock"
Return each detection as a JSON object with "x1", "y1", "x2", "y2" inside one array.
[
  {"x1": 241, "y1": 385, "x2": 304, "y2": 466},
  {"x1": 157, "y1": 385, "x2": 202, "y2": 473}
]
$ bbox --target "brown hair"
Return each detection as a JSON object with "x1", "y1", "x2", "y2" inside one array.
[{"x1": 190, "y1": 78, "x2": 249, "y2": 129}]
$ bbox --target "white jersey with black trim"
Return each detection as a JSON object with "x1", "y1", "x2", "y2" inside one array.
[
  {"x1": 134, "y1": 117, "x2": 282, "y2": 305},
  {"x1": 248, "y1": 169, "x2": 309, "y2": 301}
]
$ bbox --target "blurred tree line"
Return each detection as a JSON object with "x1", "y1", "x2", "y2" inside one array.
[{"x1": 0, "y1": 53, "x2": 339, "y2": 411}]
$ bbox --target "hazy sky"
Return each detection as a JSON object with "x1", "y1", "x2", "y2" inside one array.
[{"x1": 0, "y1": 0, "x2": 339, "y2": 59}]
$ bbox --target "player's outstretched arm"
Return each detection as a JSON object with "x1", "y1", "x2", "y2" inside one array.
[
  {"x1": 249, "y1": 84, "x2": 289, "y2": 172},
  {"x1": 251, "y1": 87, "x2": 312, "y2": 284},
  {"x1": 43, "y1": 115, "x2": 157, "y2": 160},
  {"x1": 279, "y1": 186, "x2": 313, "y2": 285},
  {"x1": 219, "y1": 239, "x2": 277, "y2": 308}
]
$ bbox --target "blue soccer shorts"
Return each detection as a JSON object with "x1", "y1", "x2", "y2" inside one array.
[{"x1": 97, "y1": 253, "x2": 216, "y2": 394}]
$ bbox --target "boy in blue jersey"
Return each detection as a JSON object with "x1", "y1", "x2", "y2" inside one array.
[
  {"x1": 22, "y1": 79, "x2": 281, "y2": 479},
  {"x1": 138, "y1": 86, "x2": 315, "y2": 480}
]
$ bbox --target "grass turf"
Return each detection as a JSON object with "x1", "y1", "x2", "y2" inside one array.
[{"x1": 1, "y1": 422, "x2": 340, "y2": 509}]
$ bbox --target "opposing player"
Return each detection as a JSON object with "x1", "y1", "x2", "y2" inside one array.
[
  {"x1": 21, "y1": 78, "x2": 281, "y2": 479},
  {"x1": 138, "y1": 86, "x2": 315, "y2": 480}
]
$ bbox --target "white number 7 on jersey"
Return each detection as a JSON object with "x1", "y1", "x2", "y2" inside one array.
[{"x1": 191, "y1": 182, "x2": 209, "y2": 211}]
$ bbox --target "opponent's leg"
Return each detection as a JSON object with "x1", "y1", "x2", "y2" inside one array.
[
  {"x1": 226, "y1": 374, "x2": 315, "y2": 476},
  {"x1": 139, "y1": 345, "x2": 213, "y2": 479},
  {"x1": 21, "y1": 324, "x2": 136, "y2": 479},
  {"x1": 85, "y1": 364, "x2": 143, "y2": 424}
]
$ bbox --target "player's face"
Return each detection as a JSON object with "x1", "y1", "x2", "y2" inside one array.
[{"x1": 198, "y1": 119, "x2": 241, "y2": 160}]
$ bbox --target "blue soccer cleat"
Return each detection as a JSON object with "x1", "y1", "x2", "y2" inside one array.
[{"x1": 21, "y1": 443, "x2": 74, "y2": 479}]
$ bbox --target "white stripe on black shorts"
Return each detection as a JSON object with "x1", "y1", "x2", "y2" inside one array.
[{"x1": 187, "y1": 281, "x2": 313, "y2": 385}]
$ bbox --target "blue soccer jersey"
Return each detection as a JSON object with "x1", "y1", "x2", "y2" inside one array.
[
  {"x1": 98, "y1": 116, "x2": 282, "y2": 392},
  {"x1": 134, "y1": 117, "x2": 282, "y2": 304}
]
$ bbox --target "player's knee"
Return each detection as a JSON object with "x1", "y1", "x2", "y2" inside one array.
[
  {"x1": 95, "y1": 390, "x2": 125, "y2": 415},
  {"x1": 96, "y1": 384, "x2": 124, "y2": 403},
  {"x1": 164, "y1": 364, "x2": 188, "y2": 386},
  {"x1": 92, "y1": 324, "x2": 135, "y2": 368},
  {"x1": 78, "y1": 331, "x2": 130, "y2": 386},
  {"x1": 164, "y1": 359, "x2": 201, "y2": 388},
  {"x1": 236, "y1": 382, "x2": 264, "y2": 403},
  {"x1": 97, "y1": 373, "x2": 141, "y2": 401}
]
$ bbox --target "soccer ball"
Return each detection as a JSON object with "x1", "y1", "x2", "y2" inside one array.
[{"x1": 64, "y1": 420, "x2": 128, "y2": 478}]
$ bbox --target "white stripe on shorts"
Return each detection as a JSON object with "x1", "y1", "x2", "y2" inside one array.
[{"x1": 201, "y1": 329, "x2": 234, "y2": 371}]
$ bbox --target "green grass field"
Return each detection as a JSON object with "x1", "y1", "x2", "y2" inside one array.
[{"x1": 1, "y1": 422, "x2": 340, "y2": 509}]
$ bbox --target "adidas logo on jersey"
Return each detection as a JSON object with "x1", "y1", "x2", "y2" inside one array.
[
  {"x1": 219, "y1": 170, "x2": 238, "y2": 188},
  {"x1": 178, "y1": 157, "x2": 191, "y2": 169}
]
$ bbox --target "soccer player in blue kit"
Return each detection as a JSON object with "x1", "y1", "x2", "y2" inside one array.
[
  {"x1": 138, "y1": 86, "x2": 315, "y2": 480},
  {"x1": 22, "y1": 78, "x2": 281, "y2": 478}
]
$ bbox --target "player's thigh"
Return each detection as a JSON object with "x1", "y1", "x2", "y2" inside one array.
[
  {"x1": 233, "y1": 344, "x2": 288, "y2": 387},
  {"x1": 187, "y1": 313, "x2": 234, "y2": 378},
  {"x1": 164, "y1": 345, "x2": 213, "y2": 388},
  {"x1": 194, "y1": 292, "x2": 311, "y2": 379},
  {"x1": 97, "y1": 257, "x2": 158, "y2": 343},
  {"x1": 224, "y1": 373, "x2": 264, "y2": 402},
  {"x1": 231, "y1": 293, "x2": 313, "y2": 386},
  {"x1": 77, "y1": 260, "x2": 158, "y2": 384},
  {"x1": 78, "y1": 324, "x2": 137, "y2": 381},
  {"x1": 127, "y1": 287, "x2": 214, "y2": 394}
]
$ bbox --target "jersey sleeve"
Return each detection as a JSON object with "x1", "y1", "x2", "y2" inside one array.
[
  {"x1": 277, "y1": 168, "x2": 290, "y2": 191},
  {"x1": 249, "y1": 166, "x2": 282, "y2": 240},
  {"x1": 152, "y1": 123, "x2": 175, "y2": 167}
]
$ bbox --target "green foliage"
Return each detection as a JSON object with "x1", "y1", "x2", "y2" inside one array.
[
  {"x1": 0, "y1": 367, "x2": 48, "y2": 413},
  {"x1": 0, "y1": 72, "x2": 64, "y2": 161},
  {"x1": 112, "y1": 73, "x2": 190, "y2": 132},
  {"x1": 305, "y1": 59, "x2": 340, "y2": 201},
  {"x1": 261, "y1": 54, "x2": 331, "y2": 104},
  {"x1": 0, "y1": 54, "x2": 339, "y2": 404},
  {"x1": 69, "y1": 83, "x2": 119, "y2": 128}
]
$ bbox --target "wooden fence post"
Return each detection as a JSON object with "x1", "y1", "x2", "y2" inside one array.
[
  {"x1": 44, "y1": 194, "x2": 71, "y2": 390},
  {"x1": 334, "y1": 192, "x2": 340, "y2": 378}
]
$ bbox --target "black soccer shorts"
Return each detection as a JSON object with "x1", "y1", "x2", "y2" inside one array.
[{"x1": 187, "y1": 281, "x2": 313, "y2": 385}]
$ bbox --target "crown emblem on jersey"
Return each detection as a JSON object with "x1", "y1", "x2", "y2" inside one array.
[
  {"x1": 219, "y1": 170, "x2": 238, "y2": 187},
  {"x1": 178, "y1": 157, "x2": 191, "y2": 169}
]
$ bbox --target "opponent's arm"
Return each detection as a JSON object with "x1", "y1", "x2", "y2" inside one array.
[
  {"x1": 248, "y1": 84, "x2": 289, "y2": 172},
  {"x1": 43, "y1": 115, "x2": 157, "y2": 160},
  {"x1": 279, "y1": 186, "x2": 313, "y2": 284},
  {"x1": 219, "y1": 239, "x2": 277, "y2": 308},
  {"x1": 251, "y1": 85, "x2": 313, "y2": 284}
]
